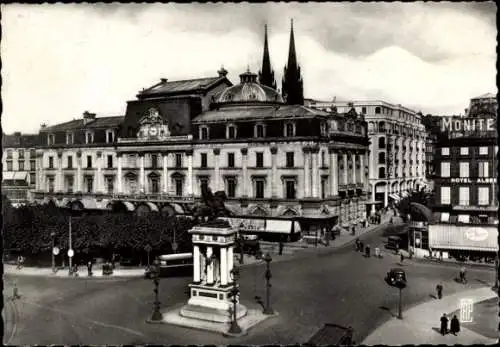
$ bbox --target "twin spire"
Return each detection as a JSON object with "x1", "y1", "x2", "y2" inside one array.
[{"x1": 258, "y1": 20, "x2": 304, "y2": 105}]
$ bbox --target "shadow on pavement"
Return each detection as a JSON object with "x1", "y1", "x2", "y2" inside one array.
[
  {"x1": 379, "y1": 306, "x2": 397, "y2": 318},
  {"x1": 431, "y1": 327, "x2": 445, "y2": 335},
  {"x1": 474, "y1": 278, "x2": 489, "y2": 286}
]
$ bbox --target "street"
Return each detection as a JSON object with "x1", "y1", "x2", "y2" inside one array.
[{"x1": 4, "y1": 225, "x2": 496, "y2": 345}]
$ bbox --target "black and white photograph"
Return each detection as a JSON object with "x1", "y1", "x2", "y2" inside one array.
[{"x1": 2, "y1": 2, "x2": 498, "y2": 345}]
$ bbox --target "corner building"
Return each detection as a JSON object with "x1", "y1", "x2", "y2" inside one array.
[
  {"x1": 428, "y1": 93, "x2": 498, "y2": 260},
  {"x1": 306, "y1": 99, "x2": 428, "y2": 212}
]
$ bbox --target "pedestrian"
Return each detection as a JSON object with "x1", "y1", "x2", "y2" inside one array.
[
  {"x1": 278, "y1": 241, "x2": 284, "y2": 256},
  {"x1": 359, "y1": 241, "x2": 364, "y2": 253},
  {"x1": 436, "y1": 283, "x2": 443, "y2": 299},
  {"x1": 16, "y1": 255, "x2": 24, "y2": 269},
  {"x1": 365, "y1": 244, "x2": 371, "y2": 257},
  {"x1": 400, "y1": 253, "x2": 404, "y2": 263},
  {"x1": 87, "y1": 260, "x2": 93, "y2": 277},
  {"x1": 375, "y1": 247, "x2": 380, "y2": 258},
  {"x1": 450, "y1": 315, "x2": 460, "y2": 335},
  {"x1": 440, "y1": 314, "x2": 449, "y2": 335},
  {"x1": 459, "y1": 266, "x2": 467, "y2": 284}
]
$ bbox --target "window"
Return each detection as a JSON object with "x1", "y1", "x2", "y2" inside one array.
[
  {"x1": 440, "y1": 186, "x2": 451, "y2": 204},
  {"x1": 441, "y1": 147, "x2": 449, "y2": 155},
  {"x1": 375, "y1": 107, "x2": 381, "y2": 114},
  {"x1": 255, "y1": 124, "x2": 265, "y2": 138},
  {"x1": 440, "y1": 212, "x2": 450, "y2": 222},
  {"x1": 321, "y1": 151, "x2": 326, "y2": 167},
  {"x1": 106, "y1": 130, "x2": 115, "y2": 143},
  {"x1": 227, "y1": 153, "x2": 235, "y2": 168},
  {"x1": 460, "y1": 147, "x2": 469, "y2": 155},
  {"x1": 175, "y1": 178, "x2": 183, "y2": 196},
  {"x1": 320, "y1": 122, "x2": 327, "y2": 135},
  {"x1": 66, "y1": 132, "x2": 74, "y2": 145},
  {"x1": 151, "y1": 178, "x2": 159, "y2": 193},
  {"x1": 106, "y1": 177, "x2": 114, "y2": 194},
  {"x1": 67, "y1": 156, "x2": 73, "y2": 169},
  {"x1": 175, "y1": 154, "x2": 183, "y2": 168},
  {"x1": 29, "y1": 149, "x2": 36, "y2": 158},
  {"x1": 18, "y1": 161, "x2": 24, "y2": 171},
  {"x1": 478, "y1": 187, "x2": 489, "y2": 205},
  {"x1": 107, "y1": 155, "x2": 113, "y2": 169},
  {"x1": 284, "y1": 123, "x2": 295, "y2": 137},
  {"x1": 86, "y1": 176, "x2": 94, "y2": 193},
  {"x1": 285, "y1": 180, "x2": 296, "y2": 199},
  {"x1": 361, "y1": 107, "x2": 366, "y2": 114},
  {"x1": 6, "y1": 150, "x2": 12, "y2": 159},
  {"x1": 378, "y1": 167, "x2": 385, "y2": 179},
  {"x1": 151, "y1": 154, "x2": 158, "y2": 169},
  {"x1": 378, "y1": 152, "x2": 386, "y2": 164},
  {"x1": 255, "y1": 179, "x2": 265, "y2": 198},
  {"x1": 321, "y1": 177, "x2": 327, "y2": 199},
  {"x1": 86, "y1": 155, "x2": 92, "y2": 168},
  {"x1": 286, "y1": 152, "x2": 294, "y2": 168},
  {"x1": 378, "y1": 137, "x2": 386, "y2": 149},
  {"x1": 29, "y1": 160, "x2": 36, "y2": 171},
  {"x1": 459, "y1": 162, "x2": 469, "y2": 177},
  {"x1": 47, "y1": 176, "x2": 55, "y2": 193},
  {"x1": 85, "y1": 131, "x2": 94, "y2": 144},
  {"x1": 440, "y1": 162, "x2": 450, "y2": 177},
  {"x1": 199, "y1": 177, "x2": 209, "y2": 194},
  {"x1": 459, "y1": 187, "x2": 470, "y2": 206},
  {"x1": 457, "y1": 215, "x2": 470, "y2": 224},
  {"x1": 200, "y1": 126, "x2": 209, "y2": 140},
  {"x1": 48, "y1": 156, "x2": 54, "y2": 169},
  {"x1": 479, "y1": 146, "x2": 488, "y2": 155},
  {"x1": 6, "y1": 161, "x2": 12, "y2": 170},
  {"x1": 226, "y1": 177, "x2": 237, "y2": 198},
  {"x1": 200, "y1": 153, "x2": 208, "y2": 168},
  {"x1": 227, "y1": 125, "x2": 237, "y2": 139},
  {"x1": 66, "y1": 176, "x2": 74, "y2": 193},
  {"x1": 256, "y1": 152, "x2": 264, "y2": 168},
  {"x1": 29, "y1": 172, "x2": 36, "y2": 185},
  {"x1": 18, "y1": 149, "x2": 24, "y2": 158},
  {"x1": 48, "y1": 134, "x2": 55, "y2": 145},
  {"x1": 478, "y1": 162, "x2": 489, "y2": 177}
]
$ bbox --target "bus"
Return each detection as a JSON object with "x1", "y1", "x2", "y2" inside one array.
[
  {"x1": 144, "y1": 252, "x2": 193, "y2": 278},
  {"x1": 219, "y1": 216, "x2": 302, "y2": 242}
]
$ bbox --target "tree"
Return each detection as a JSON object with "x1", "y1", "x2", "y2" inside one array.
[{"x1": 397, "y1": 188, "x2": 434, "y2": 222}]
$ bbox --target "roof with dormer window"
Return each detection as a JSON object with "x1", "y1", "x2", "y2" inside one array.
[{"x1": 41, "y1": 116, "x2": 124, "y2": 132}]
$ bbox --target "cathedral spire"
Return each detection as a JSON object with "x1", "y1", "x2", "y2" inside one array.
[
  {"x1": 282, "y1": 19, "x2": 304, "y2": 105},
  {"x1": 258, "y1": 24, "x2": 277, "y2": 90}
]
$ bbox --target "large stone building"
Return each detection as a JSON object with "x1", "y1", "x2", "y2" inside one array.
[
  {"x1": 27, "y1": 23, "x2": 370, "y2": 236},
  {"x1": 305, "y1": 99, "x2": 428, "y2": 211},
  {"x1": 2, "y1": 132, "x2": 39, "y2": 205},
  {"x1": 427, "y1": 93, "x2": 498, "y2": 259}
]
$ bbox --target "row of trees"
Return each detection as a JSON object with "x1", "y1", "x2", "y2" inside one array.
[
  {"x1": 2, "y1": 196, "x2": 196, "y2": 263},
  {"x1": 396, "y1": 188, "x2": 434, "y2": 223}
]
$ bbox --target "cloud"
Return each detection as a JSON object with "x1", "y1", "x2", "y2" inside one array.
[{"x1": 0, "y1": 3, "x2": 496, "y2": 133}]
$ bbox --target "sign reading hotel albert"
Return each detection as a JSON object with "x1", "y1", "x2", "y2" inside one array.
[{"x1": 450, "y1": 177, "x2": 496, "y2": 184}]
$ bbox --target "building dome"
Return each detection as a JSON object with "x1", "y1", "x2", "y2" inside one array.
[{"x1": 216, "y1": 69, "x2": 284, "y2": 104}]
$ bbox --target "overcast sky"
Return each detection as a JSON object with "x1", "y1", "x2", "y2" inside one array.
[{"x1": 1, "y1": 2, "x2": 497, "y2": 133}]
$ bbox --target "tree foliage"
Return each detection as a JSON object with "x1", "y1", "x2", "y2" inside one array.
[
  {"x1": 3, "y1": 204, "x2": 195, "y2": 260},
  {"x1": 397, "y1": 188, "x2": 434, "y2": 222}
]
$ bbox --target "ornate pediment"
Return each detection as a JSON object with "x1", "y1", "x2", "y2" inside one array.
[{"x1": 137, "y1": 108, "x2": 171, "y2": 141}]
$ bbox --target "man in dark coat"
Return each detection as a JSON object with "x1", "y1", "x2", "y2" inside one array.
[
  {"x1": 440, "y1": 314, "x2": 449, "y2": 335},
  {"x1": 436, "y1": 284, "x2": 443, "y2": 299},
  {"x1": 450, "y1": 315, "x2": 460, "y2": 335}
]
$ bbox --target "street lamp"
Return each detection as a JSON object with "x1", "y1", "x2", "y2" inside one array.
[
  {"x1": 493, "y1": 255, "x2": 499, "y2": 290},
  {"x1": 149, "y1": 259, "x2": 163, "y2": 321},
  {"x1": 228, "y1": 266, "x2": 242, "y2": 335},
  {"x1": 263, "y1": 252, "x2": 274, "y2": 315},
  {"x1": 397, "y1": 286, "x2": 403, "y2": 320},
  {"x1": 68, "y1": 215, "x2": 73, "y2": 276},
  {"x1": 50, "y1": 231, "x2": 56, "y2": 273}
]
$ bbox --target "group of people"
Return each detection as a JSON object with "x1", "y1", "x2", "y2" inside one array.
[
  {"x1": 440, "y1": 314, "x2": 461, "y2": 336},
  {"x1": 354, "y1": 238, "x2": 383, "y2": 258}
]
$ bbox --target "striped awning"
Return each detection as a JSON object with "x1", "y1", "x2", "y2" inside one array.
[
  {"x1": 401, "y1": 191, "x2": 410, "y2": 198},
  {"x1": 389, "y1": 194, "x2": 401, "y2": 201},
  {"x1": 429, "y1": 224, "x2": 498, "y2": 252},
  {"x1": 2, "y1": 172, "x2": 28, "y2": 181}
]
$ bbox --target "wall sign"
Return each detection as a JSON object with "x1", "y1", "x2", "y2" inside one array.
[{"x1": 464, "y1": 227, "x2": 489, "y2": 242}]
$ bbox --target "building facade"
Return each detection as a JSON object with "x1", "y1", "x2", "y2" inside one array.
[
  {"x1": 428, "y1": 93, "x2": 498, "y2": 259},
  {"x1": 29, "y1": 23, "x2": 370, "y2": 236},
  {"x1": 2, "y1": 132, "x2": 39, "y2": 205},
  {"x1": 306, "y1": 99, "x2": 428, "y2": 211}
]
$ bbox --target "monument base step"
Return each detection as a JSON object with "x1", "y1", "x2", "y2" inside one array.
[
  {"x1": 158, "y1": 303, "x2": 279, "y2": 337},
  {"x1": 180, "y1": 303, "x2": 247, "y2": 323}
]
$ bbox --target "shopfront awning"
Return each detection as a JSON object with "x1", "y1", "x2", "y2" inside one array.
[
  {"x1": 401, "y1": 191, "x2": 409, "y2": 198},
  {"x1": 364, "y1": 200, "x2": 383, "y2": 205},
  {"x1": 389, "y1": 194, "x2": 401, "y2": 201},
  {"x1": 429, "y1": 224, "x2": 498, "y2": 252}
]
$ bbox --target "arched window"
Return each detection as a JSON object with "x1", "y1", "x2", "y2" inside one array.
[
  {"x1": 378, "y1": 152, "x2": 386, "y2": 164},
  {"x1": 378, "y1": 121, "x2": 386, "y2": 132},
  {"x1": 375, "y1": 107, "x2": 381, "y2": 114},
  {"x1": 378, "y1": 167, "x2": 386, "y2": 179},
  {"x1": 378, "y1": 137, "x2": 386, "y2": 149},
  {"x1": 255, "y1": 124, "x2": 265, "y2": 138}
]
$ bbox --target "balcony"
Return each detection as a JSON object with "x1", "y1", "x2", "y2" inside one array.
[{"x1": 33, "y1": 190, "x2": 195, "y2": 203}]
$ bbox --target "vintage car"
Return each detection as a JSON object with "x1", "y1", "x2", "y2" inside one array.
[{"x1": 385, "y1": 267, "x2": 407, "y2": 286}]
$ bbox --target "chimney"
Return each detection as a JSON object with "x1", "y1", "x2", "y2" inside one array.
[
  {"x1": 464, "y1": 108, "x2": 468, "y2": 116},
  {"x1": 160, "y1": 78, "x2": 168, "y2": 83},
  {"x1": 40, "y1": 123, "x2": 47, "y2": 129},
  {"x1": 83, "y1": 110, "x2": 96, "y2": 125}
]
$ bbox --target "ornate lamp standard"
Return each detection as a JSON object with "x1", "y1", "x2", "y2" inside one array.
[
  {"x1": 263, "y1": 253, "x2": 274, "y2": 315},
  {"x1": 149, "y1": 259, "x2": 163, "y2": 321},
  {"x1": 228, "y1": 266, "x2": 242, "y2": 335}
]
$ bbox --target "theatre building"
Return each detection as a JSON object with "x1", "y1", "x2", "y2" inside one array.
[{"x1": 427, "y1": 93, "x2": 498, "y2": 261}]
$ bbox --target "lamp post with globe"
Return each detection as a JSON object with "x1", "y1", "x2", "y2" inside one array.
[
  {"x1": 228, "y1": 266, "x2": 242, "y2": 335},
  {"x1": 263, "y1": 252, "x2": 274, "y2": 315},
  {"x1": 149, "y1": 259, "x2": 163, "y2": 321}
]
